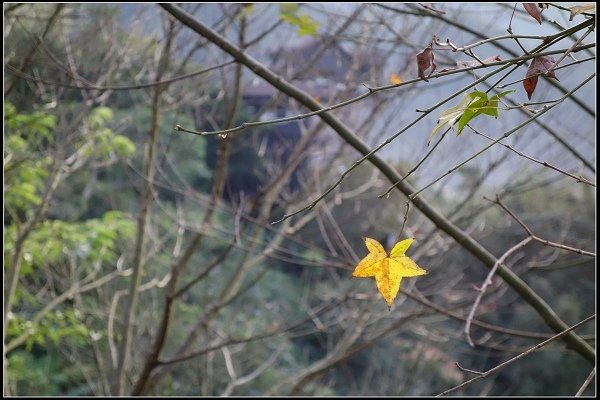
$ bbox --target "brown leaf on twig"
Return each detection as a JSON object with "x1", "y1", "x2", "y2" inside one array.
[
  {"x1": 416, "y1": 46, "x2": 436, "y2": 82},
  {"x1": 569, "y1": 3, "x2": 596, "y2": 21},
  {"x1": 523, "y1": 55, "x2": 559, "y2": 100},
  {"x1": 523, "y1": 3, "x2": 542, "y2": 24},
  {"x1": 523, "y1": 76, "x2": 538, "y2": 100}
]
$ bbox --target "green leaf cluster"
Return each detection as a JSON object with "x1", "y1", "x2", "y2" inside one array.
[
  {"x1": 4, "y1": 103, "x2": 54, "y2": 212},
  {"x1": 4, "y1": 212, "x2": 135, "y2": 278},
  {"x1": 5, "y1": 102, "x2": 56, "y2": 145},
  {"x1": 78, "y1": 106, "x2": 136, "y2": 160},
  {"x1": 6, "y1": 309, "x2": 89, "y2": 351}
]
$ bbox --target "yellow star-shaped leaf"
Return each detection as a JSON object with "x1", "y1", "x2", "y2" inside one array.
[{"x1": 352, "y1": 237, "x2": 427, "y2": 308}]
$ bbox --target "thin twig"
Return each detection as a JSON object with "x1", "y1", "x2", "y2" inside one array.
[
  {"x1": 507, "y1": 3, "x2": 530, "y2": 54},
  {"x1": 575, "y1": 367, "x2": 596, "y2": 396},
  {"x1": 379, "y1": 128, "x2": 450, "y2": 199},
  {"x1": 486, "y1": 196, "x2": 596, "y2": 257},
  {"x1": 547, "y1": 25, "x2": 595, "y2": 75},
  {"x1": 5, "y1": 60, "x2": 236, "y2": 91},
  {"x1": 455, "y1": 362, "x2": 484, "y2": 376},
  {"x1": 403, "y1": 290, "x2": 595, "y2": 341},
  {"x1": 496, "y1": 55, "x2": 595, "y2": 88},
  {"x1": 465, "y1": 237, "x2": 532, "y2": 347},
  {"x1": 409, "y1": 73, "x2": 595, "y2": 200},
  {"x1": 418, "y1": 3, "x2": 446, "y2": 15},
  {"x1": 507, "y1": 3, "x2": 517, "y2": 34},
  {"x1": 173, "y1": 45, "x2": 593, "y2": 138},
  {"x1": 436, "y1": 314, "x2": 596, "y2": 396},
  {"x1": 469, "y1": 126, "x2": 595, "y2": 186}
]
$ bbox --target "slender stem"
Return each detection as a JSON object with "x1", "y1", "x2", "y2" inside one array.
[
  {"x1": 575, "y1": 367, "x2": 596, "y2": 396},
  {"x1": 487, "y1": 196, "x2": 596, "y2": 257}
]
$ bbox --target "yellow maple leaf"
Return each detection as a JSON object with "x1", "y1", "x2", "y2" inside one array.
[
  {"x1": 390, "y1": 73, "x2": 402, "y2": 85},
  {"x1": 352, "y1": 237, "x2": 427, "y2": 309}
]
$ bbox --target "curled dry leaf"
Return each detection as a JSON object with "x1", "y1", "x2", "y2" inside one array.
[
  {"x1": 416, "y1": 46, "x2": 436, "y2": 81},
  {"x1": 523, "y1": 55, "x2": 559, "y2": 100},
  {"x1": 569, "y1": 3, "x2": 596, "y2": 21},
  {"x1": 523, "y1": 3, "x2": 542, "y2": 24},
  {"x1": 522, "y1": 76, "x2": 537, "y2": 100}
]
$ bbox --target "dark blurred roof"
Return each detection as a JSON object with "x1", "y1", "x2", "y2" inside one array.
[
  {"x1": 243, "y1": 77, "x2": 344, "y2": 105},
  {"x1": 268, "y1": 36, "x2": 382, "y2": 82},
  {"x1": 243, "y1": 37, "x2": 383, "y2": 105}
]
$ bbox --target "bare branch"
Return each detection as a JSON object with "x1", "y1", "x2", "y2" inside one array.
[
  {"x1": 486, "y1": 196, "x2": 596, "y2": 257},
  {"x1": 5, "y1": 60, "x2": 236, "y2": 91},
  {"x1": 465, "y1": 237, "x2": 533, "y2": 347},
  {"x1": 436, "y1": 314, "x2": 595, "y2": 396},
  {"x1": 469, "y1": 126, "x2": 595, "y2": 187},
  {"x1": 575, "y1": 367, "x2": 596, "y2": 396}
]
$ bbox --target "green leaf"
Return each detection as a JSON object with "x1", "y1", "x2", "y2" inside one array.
[
  {"x1": 7, "y1": 182, "x2": 41, "y2": 207},
  {"x1": 111, "y1": 135, "x2": 136, "y2": 158},
  {"x1": 490, "y1": 90, "x2": 514, "y2": 101},
  {"x1": 430, "y1": 90, "x2": 514, "y2": 139},
  {"x1": 429, "y1": 93, "x2": 474, "y2": 139},
  {"x1": 280, "y1": 4, "x2": 319, "y2": 37},
  {"x1": 456, "y1": 91, "x2": 491, "y2": 134},
  {"x1": 295, "y1": 15, "x2": 319, "y2": 36},
  {"x1": 456, "y1": 90, "x2": 514, "y2": 135}
]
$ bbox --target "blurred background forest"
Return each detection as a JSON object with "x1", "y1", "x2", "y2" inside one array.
[{"x1": 3, "y1": 3, "x2": 596, "y2": 396}]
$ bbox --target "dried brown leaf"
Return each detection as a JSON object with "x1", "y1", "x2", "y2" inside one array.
[
  {"x1": 523, "y1": 3, "x2": 542, "y2": 24},
  {"x1": 523, "y1": 76, "x2": 538, "y2": 100},
  {"x1": 523, "y1": 55, "x2": 559, "y2": 100},
  {"x1": 416, "y1": 46, "x2": 436, "y2": 82}
]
